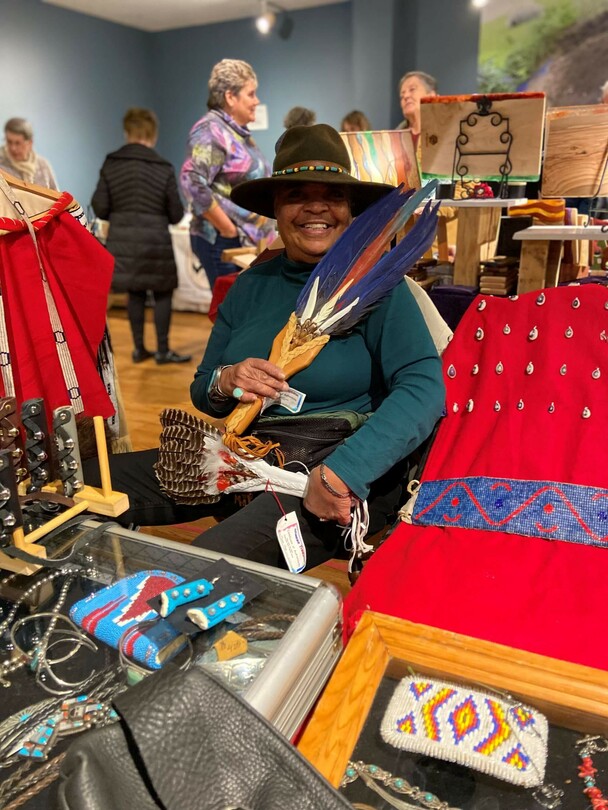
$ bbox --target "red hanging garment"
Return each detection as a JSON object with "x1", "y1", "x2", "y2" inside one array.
[
  {"x1": 345, "y1": 284, "x2": 608, "y2": 669},
  {"x1": 0, "y1": 190, "x2": 114, "y2": 418}
]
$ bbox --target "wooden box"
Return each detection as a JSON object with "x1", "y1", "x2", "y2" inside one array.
[
  {"x1": 542, "y1": 104, "x2": 608, "y2": 198},
  {"x1": 420, "y1": 93, "x2": 546, "y2": 184}
]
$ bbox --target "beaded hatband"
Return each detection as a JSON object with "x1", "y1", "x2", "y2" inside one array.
[
  {"x1": 380, "y1": 677, "x2": 548, "y2": 788},
  {"x1": 272, "y1": 164, "x2": 349, "y2": 177}
]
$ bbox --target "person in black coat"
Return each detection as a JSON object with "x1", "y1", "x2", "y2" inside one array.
[{"x1": 92, "y1": 108, "x2": 191, "y2": 364}]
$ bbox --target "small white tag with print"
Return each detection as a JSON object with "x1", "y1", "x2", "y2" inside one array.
[
  {"x1": 275, "y1": 511, "x2": 307, "y2": 573},
  {"x1": 261, "y1": 386, "x2": 306, "y2": 414}
]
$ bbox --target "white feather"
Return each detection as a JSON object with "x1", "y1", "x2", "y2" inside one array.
[{"x1": 300, "y1": 276, "x2": 319, "y2": 323}]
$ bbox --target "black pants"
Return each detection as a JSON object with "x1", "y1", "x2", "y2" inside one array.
[
  {"x1": 127, "y1": 289, "x2": 173, "y2": 354},
  {"x1": 82, "y1": 449, "x2": 405, "y2": 571}
]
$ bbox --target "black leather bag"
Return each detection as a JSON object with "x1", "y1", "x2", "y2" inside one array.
[
  {"x1": 57, "y1": 665, "x2": 353, "y2": 810},
  {"x1": 251, "y1": 410, "x2": 369, "y2": 469}
]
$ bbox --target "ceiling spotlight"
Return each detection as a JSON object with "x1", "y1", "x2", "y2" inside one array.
[
  {"x1": 472, "y1": 0, "x2": 488, "y2": 8},
  {"x1": 255, "y1": 1, "x2": 277, "y2": 34}
]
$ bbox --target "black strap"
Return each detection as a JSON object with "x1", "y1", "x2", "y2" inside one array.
[{"x1": 2, "y1": 519, "x2": 119, "y2": 568}]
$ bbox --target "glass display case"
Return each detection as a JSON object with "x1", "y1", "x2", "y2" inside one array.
[{"x1": 0, "y1": 520, "x2": 342, "y2": 808}]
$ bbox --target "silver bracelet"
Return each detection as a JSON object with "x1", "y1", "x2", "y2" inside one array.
[
  {"x1": 319, "y1": 463, "x2": 351, "y2": 499},
  {"x1": 208, "y1": 364, "x2": 232, "y2": 404}
]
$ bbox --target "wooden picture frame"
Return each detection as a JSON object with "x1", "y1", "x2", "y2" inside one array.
[
  {"x1": 298, "y1": 611, "x2": 608, "y2": 787},
  {"x1": 340, "y1": 130, "x2": 420, "y2": 190},
  {"x1": 541, "y1": 104, "x2": 608, "y2": 198}
]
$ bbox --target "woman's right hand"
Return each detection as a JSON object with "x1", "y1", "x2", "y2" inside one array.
[{"x1": 219, "y1": 359, "x2": 289, "y2": 403}]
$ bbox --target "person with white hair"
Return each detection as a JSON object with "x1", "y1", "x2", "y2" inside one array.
[
  {"x1": 180, "y1": 59, "x2": 275, "y2": 290},
  {"x1": 0, "y1": 117, "x2": 58, "y2": 189}
]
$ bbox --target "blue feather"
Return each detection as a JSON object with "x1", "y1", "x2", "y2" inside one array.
[
  {"x1": 295, "y1": 181, "x2": 437, "y2": 317},
  {"x1": 295, "y1": 181, "x2": 439, "y2": 332},
  {"x1": 319, "y1": 201, "x2": 440, "y2": 334}
]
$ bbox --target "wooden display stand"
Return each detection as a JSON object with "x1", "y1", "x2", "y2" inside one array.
[
  {"x1": 0, "y1": 415, "x2": 128, "y2": 575},
  {"x1": 73, "y1": 416, "x2": 129, "y2": 518},
  {"x1": 448, "y1": 199, "x2": 524, "y2": 286},
  {"x1": 514, "y1": 224, "x2": 606, "y2": 293}
]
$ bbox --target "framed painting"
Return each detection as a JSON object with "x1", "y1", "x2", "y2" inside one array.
[
  {"x1": 420, "y1": 93, "x2": 546, "y2": 184},
  {"x1": 298, "y1": 611, "x2": 608, "y2": 809},
  {"x1": 340, "y1": 130, "x2": 420, "y2": 190},
  {"x1": 541, "y1": 104, "x2": 608, "y2": 198}
]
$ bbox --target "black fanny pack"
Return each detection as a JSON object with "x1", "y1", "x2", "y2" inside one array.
[{"x1": 250, "y1": 410, "x2": 369, "y2": 469}]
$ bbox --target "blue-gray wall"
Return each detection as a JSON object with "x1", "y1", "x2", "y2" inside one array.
[
  {"x1": 2, "y1": 0, "x2": 480, "y2": 206},
  {"x1": 0, "y1": 0, "x2": 154, "y2": 208},
  {"x1": 150, "y1": 2, "x2": 353, "y2": 174}
]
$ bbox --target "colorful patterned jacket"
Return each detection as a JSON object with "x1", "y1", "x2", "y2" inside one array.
[{"x1": 180, "y1": 108, "x2": 275, "y2": 248}]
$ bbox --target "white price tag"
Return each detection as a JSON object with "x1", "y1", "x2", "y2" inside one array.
[
  {"x1": 275, "y1": 511, "x2": 307, "y2": 573},
  {"x1": 261, "y1": 386, "x2": 306, "y2": 414}
]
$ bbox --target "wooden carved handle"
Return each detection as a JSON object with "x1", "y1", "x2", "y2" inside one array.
[{"x1": 222, "y1": 322, "x2": 328, "y2": 437}]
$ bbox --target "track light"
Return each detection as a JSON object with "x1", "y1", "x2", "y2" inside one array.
[{"x1": 255, "y1": 1, "x2": 276, "y2": 34}]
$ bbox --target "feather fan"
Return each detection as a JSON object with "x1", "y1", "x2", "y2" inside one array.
[{"x1": 155, "y1": 408, "x2": 309, "y2": 504}]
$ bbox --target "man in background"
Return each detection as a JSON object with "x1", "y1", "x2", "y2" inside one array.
[{"x1": 0, "y1": 117, "x2": 58, "y2": 189}]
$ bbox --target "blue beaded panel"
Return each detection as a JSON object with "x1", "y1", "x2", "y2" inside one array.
[{"x1": 412, "y1": 477, "x2": 608, "y2": 548}]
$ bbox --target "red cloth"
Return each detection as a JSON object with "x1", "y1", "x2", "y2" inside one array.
[
  {"x1": 208, "y1": 272, "x2": 239, "y2": 323},
  {"x1": 0, "y1": 203, "x2": 114, "y2": 417},
  {"x1": 345, "y1": 285, "x2": 608, "y2": 669}
]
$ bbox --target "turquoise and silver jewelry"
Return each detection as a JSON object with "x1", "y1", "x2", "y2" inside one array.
[{"x1": 342, "y1": 761, "x2": 461, "y2": 810}]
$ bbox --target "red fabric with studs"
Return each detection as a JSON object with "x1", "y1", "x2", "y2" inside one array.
[
  {"x1": 0, "y1": 210, "x2": 114, "y2": 417},
  {"x1": 345, "y1": 285, "x2": 608, "y2": 669}
]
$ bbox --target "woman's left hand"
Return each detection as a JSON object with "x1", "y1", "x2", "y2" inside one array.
[{"x1": 304, "y1": 466, "x2": 357, "y2": 526}]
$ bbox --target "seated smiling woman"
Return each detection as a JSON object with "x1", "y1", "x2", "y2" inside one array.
[{"x1": 85, "y1": 124, "x2": 445, "y2": 571}]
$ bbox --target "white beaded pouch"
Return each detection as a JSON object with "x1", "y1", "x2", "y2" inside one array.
[{"x1": 380, "y1": 677, "x2": 548, "y2": 787}]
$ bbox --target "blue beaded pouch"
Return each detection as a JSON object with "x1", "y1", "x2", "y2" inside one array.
[
  {"x1": 380, "y1": 677, "x2": 548, "y2": 787},
  {"x1": 69, "y1": 570, "x2": 186, "y2": 670}
]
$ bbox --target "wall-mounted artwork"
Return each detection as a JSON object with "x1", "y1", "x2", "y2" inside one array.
[
  {"x1": 420, "y1": 93, "x2": 546, "y2": 184},
  {"x1": 478, "y1": 0, "x2": 608, "y2": 106},
  {"x1": 340, "y1": 130, "x2": 420, "y2": 190},
  {"x1": 542, "y1": 104, "x2": 608, "y2": 196}
]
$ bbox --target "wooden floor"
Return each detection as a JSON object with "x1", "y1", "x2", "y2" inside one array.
[{"x1": 107, "y1": 306, "x2": 351, "y2": 597}]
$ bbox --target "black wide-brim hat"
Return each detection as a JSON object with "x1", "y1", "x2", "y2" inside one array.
[{"x1": 231, "y1": 123, "x2": 394, "y2": 219}]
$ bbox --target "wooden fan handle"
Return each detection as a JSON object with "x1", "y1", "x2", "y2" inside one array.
[
  {"x1": 222, "y1": 324, "x2": 290, "y2": 437},
  {"x1": 223, "y1": 341, "x2": 328, "y2": 437},
  {"x1": 223, "y1": 398, "x2": 264, "y2": 436}
]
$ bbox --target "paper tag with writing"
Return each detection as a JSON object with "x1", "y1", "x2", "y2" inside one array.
[
  {"x1": 261, "y1": 387, "x2": 306, "y2": 414},
  {"x1": 276, "y1": 511, "x2": 307, "y2": 573},
  {"x1": 214, "y1": 630, "x2": 248, "y2": 661}
]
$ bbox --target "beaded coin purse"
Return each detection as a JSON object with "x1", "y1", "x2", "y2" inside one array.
[
  {"x1": 70, "y1": 570, "x2": 185, "y2": 670},
  {"x1": 380, "y1": 677, "x2": 548, "y2": 787}
]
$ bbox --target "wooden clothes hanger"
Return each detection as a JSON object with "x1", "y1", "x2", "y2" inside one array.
[
  {"x1": 0, "y1": 168, "x2": 62, "y2": 201},
  {"x1": 0, "y1": 168, "x2": 66, "y2": 225}
]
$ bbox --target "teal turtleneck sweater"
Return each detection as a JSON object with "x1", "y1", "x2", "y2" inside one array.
[{"x1": 191, "y1": 253, "x2": 445, "y2": 500}]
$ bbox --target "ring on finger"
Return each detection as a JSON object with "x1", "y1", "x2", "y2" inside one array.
[{"x1": 232, "y1": 387, "x2": 244, "y2": 399}]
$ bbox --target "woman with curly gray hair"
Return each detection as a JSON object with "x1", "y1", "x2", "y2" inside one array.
[{"x1": 180, "y1": 59, "x2": 275, "y2": 289}]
